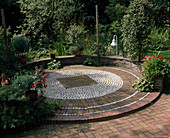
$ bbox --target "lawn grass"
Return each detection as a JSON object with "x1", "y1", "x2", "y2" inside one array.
[{"x1": 147, "y1": 50, "x2": 170, "y2": 61}]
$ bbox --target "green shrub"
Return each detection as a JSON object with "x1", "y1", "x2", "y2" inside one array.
[
  {"x1": 83, "y1": 57, "x2": 106, "y2": 67},
  {"x1": 0, "y1": 85, "x2": 62, "y2": 131},
  {"x1": 37, "y1": 100, "x2": 61, "y2": 119},
  {"x1": 0, "y1": 85, "x2": 36, "y2": 130},
  {"x1": 11, "y1": 36, "x2": 29, "y2": 56},
  {"x1": 121, "y1": 0, "x2": 153, "y2": 61},
  {"x1": 132, "y1": 78, "x2": 154, "y2": 92},
  {"x1": 11, "y1": 73, "x2": 34, "y2": 90},
  {"x1": 144, "y1": 26, "x2": 169, "y2": 51},
  {"x1": 47, "y1": 60, "x2": 61, "y2": 70},
  {"x1": 133, "y1": 55, "x2": 170, "y2": 92}
]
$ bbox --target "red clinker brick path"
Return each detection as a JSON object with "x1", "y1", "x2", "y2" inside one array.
[{"x1": 22, "y1": 93, "x2": 170, "y2": 137}]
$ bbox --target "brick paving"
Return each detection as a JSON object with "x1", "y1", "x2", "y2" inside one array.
[
  {"x1": 21, "y1": 93, "x2": 170, "y2": 137},
  {"x1": 15, "y1": 65, "x2": 169, "y2": 137},
  {"x1": 43, "y1": 65, "x2": 160, "y2": 122}
]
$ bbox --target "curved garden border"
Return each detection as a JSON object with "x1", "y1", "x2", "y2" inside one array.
[{"x1": 25, "y1": 55, "x2": 141, "y2": 72}]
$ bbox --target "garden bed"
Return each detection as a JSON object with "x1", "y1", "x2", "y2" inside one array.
[{"x1": 24, "y1": 55, "x2": 141, "y2": 72}]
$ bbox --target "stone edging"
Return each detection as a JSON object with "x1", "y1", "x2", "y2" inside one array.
[{"x1": 25, "y1": 55, "x2": 141, "y2": 72}]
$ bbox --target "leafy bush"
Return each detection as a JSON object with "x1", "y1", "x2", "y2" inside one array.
[
  {"x1": 0, "y1": 85, "x2": 36, "y2": 130},
  {"x1": 37, "y1": 100, "x2": 61, "y2": 119},
  {"x1": 11, "y1": 67, "x2": 48, "y2": 93},
  {"x1": 144, "y1": 26, "x2": 169, "y2": 51},
  {"x1": 83, "y1": 57, "x2": 106, "y2": 67},
  {"x1": 66, "y1": 24, "x2": 86, "y2": 54},
  {"x1": 133, "y1": 55, "x2": 170, "y2": 91},
  {"x1": 0, "y1": 85, "x2": 26, "y2": 102},
  {"x1": 11, "y1": 36, "x2": 29, "y2": 56},
  {"x1": 132, "y1": 78, "x2": 154, "y2": 92},
  {"x1": 0, "y1": 85, "x2": 61, "y2": 131},
  {"x1": 11, "y1": 73, "x2": 34, "y2": 90},
  {"x1": 47, "y1": 60, "x2": 61, "y2": 70},
  {"x1": 141, "y1": 55, "x2": 170, "y2": 80},
  {"x1": 121, "y1": 0, "x2": 153, "y2": 61}
]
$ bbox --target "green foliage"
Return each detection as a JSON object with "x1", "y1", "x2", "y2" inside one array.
[
  {"x1": 18, "y1": 0, "x2": 82, "y2": 40},
  {"x1": 0, "y1": 85, "x2": 26, "y2": 102},
  {"x1": 0, "y1": 85, "x2": 37, "y2": 130},
  {"x1": 50, "y1": 41, "x2": 65, "y2": 56},
  {"x1": 29, "y1": 48, "x2": 49, "y2": 60},
  {"x1": 37, "y1": 100, "x2": 61, "y2": 119},
  {"x1": 69, "y1": 46, "x2": 83, "y2": 54},
  {"x1": 144, "y1": 26, "x2": 169, "y2": 51},
  {"x1": 47, "y1": 60, "x2": 61, "y2": 70},
  {"x1": 0, "y1": 54, "x2": 21, "y2": 79},
  {"x1": 0, "y1": 27, "x2": 21, "y2": 78},
  {"x1": 0, "y1": 26, "x2": 5, "y2": 53},
  {"x1": 149, "y1": 0, "x2": 169, "y2": 27},
  {"x1": 66, "y1": 24, "x2": 86, "y2": 54},
  {"x1": 133, "y1": 55, "x2": 170, "y2": 92},
  {"x1": 11, "y1": 36, "x2": 29, "y2": 55},
  {"x1": 11, "y1": 73, "x2": 34, "y2": 90},
  {"x1": 121, "y1": 0, "x2": 153, "y2": 61},
  {"x1": 0, "y1": 85, "x2": 61, "y2": 131},
  {"x1": 132, "y1": 78, "x2": 154, "y2": 92},
  {"x1": 83, "y1": 57, "x2": 106, "y2": 66},
  {"x1": 105, "y1": 0, "x2": 130, "y2": 22},
  {"x1": 141, "y1": 55, "x2": 170, "y2": 80},
  {"x1": 82, "y1": 31, "x2": 115, "y2": 56},
  {"x1": 66, "y1": 24, "x2": 86, "y2": 46}
]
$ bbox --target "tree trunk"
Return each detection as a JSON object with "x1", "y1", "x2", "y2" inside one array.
[{"x1": 138, "y1": 45, "x2": 142, "y2": 62}]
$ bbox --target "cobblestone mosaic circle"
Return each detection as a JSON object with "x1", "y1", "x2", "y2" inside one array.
[{"x1": 45, "y1": 69, "x2": 123, "y2": 99}]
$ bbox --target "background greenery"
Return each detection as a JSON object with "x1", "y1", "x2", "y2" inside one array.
[{"x1": 0, "y1": 0, "x2": 169, "y2": 61}]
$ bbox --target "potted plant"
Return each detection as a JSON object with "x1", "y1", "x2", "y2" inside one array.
[
  {"x1": 49, "y1": 49, "x2": 56, "y2": 59},
  {"x1": 11, "y1": 36, "x2": 29, "y2": 64},
  {"x1": 11, "y1": 72, "x2": 38, "y2": 99},
  {"x1": 133, "y1": 55, "x2": 170, "y2": 92},
  {"x1": 11, "y1": 67, "x2": 48, "y2": 100},
  {"x1": 66, "y1": 24, "x2": 86, "y2": 56},
  {"x1": 29, "y1": 67, "x2": 48, "y2": 95},
  {"x1": 69, "y1": 45, "x2": 84, "y2": 56}
]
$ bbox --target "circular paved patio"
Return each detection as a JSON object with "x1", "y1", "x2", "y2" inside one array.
[{"x1": 43, "y1": 65, "x2": 161, "y2": 123}]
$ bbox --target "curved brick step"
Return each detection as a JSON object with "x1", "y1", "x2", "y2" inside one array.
[{"x1": 41, "y1": 66, "x2": 161, "y2": 123}]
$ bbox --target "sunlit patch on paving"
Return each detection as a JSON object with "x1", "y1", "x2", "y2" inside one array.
[{"x1": 45, "y1": 69, "x2": 123, "y2": 99}]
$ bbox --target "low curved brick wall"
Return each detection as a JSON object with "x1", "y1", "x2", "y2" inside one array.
[{"x1": 24, "y1": 55, "x2": 141, "y2": 72}]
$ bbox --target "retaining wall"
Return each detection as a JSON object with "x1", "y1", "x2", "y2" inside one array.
[{"x1": 24, "y1": 55, "x2": 141, "y2": 72}]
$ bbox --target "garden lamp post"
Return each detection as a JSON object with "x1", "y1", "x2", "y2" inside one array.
[{"x1": 111, "y1": 35, "x2": 118, "y2": 56}]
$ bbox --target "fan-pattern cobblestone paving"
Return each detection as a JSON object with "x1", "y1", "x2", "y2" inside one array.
[{"x1": 42, "y1": 65, "x2": 161, "y2": 122}]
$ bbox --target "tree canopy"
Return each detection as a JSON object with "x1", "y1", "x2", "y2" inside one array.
[{"x1": 17, "y1": 0, "x2": 83, "y2": 40}]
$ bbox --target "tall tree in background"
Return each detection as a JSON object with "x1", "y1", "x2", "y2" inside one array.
[
  {"x1": 105, "y1": 0, "x2": 131, "y2": 22},
  {"x1": 149, "y1": 0, "x2": 169, "y2": 27},
  {"x1": 18, "y1": 0, "x2": 83, "y2": 41},
  {"x1": 121, "y1": 0, "x2": 153, "y2": 62},
  {"x1": 0, "y1": 0, "x2": 22, "y2": 32}
]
